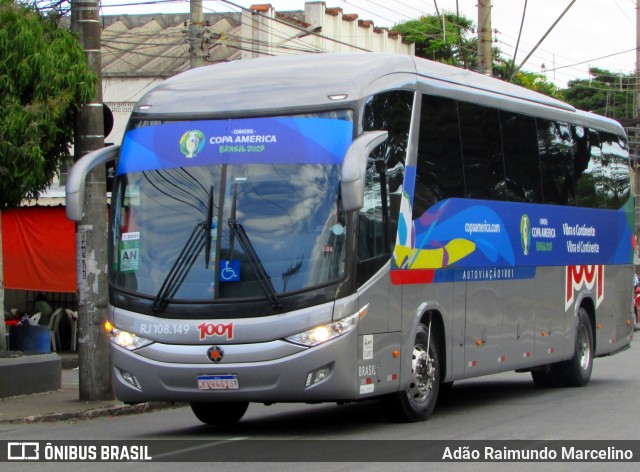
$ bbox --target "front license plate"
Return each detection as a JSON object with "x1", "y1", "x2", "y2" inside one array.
[{"x1": 197, "y1": 374, "x2": 239, "y2": 390}]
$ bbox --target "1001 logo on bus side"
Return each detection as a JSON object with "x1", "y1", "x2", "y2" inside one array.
[{"x1": 565, "y1": 265, "x2": 604, "y2": 311}]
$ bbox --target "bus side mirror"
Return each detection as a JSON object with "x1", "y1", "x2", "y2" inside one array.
[
  {"x1": 341, "y1": 130, "x2": 388, "y2": 212},
  {"x1": 65, "y1": 145, "x2": 121, "y2": 221}
]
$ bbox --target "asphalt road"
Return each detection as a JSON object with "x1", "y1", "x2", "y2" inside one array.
[{"x1": 1, "y1": 341, "x2": 639, "y2": 471}]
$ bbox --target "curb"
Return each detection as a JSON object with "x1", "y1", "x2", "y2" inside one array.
[{"x1": 0, "y1": 402, "x2": 185, "y2": 424}]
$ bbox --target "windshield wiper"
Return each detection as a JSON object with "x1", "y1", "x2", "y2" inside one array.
[
  {"x1": 152, "y1": 186, "x2": 215, "y2": 312},
  {"x1": 204, "y1": 185, "x2": 214, "y2": 268},
  {"x1": 228, "y1": 218, "x2": 282, "y2": 309},
  {"x1": 152, "y1": 223, "x2": 206, "y2": 312}
]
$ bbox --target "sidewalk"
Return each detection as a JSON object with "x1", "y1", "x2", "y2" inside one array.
[{"x1": 0, "y1": 352, "x2": 178, "y2": 424}]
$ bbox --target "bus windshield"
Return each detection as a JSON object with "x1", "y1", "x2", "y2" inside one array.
[{"x1": 110, "y1": 112, "x2": 353, "y2": 307}]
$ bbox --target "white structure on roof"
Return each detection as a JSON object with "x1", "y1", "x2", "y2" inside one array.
[
  {"x1": 38, "y1": 2, "x2": 413, "y2": 203},
  {"x1": 101, "y1": 2, "x2": 414, "y2": 144}
]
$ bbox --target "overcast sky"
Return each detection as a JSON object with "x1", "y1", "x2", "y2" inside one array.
[{"x1": 98, "y1": 0, "x2": 638, "y2": 87}]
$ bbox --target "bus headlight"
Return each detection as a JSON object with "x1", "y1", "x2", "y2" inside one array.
[
  {"x1": 285, "y1": 305, "x2": 367, "y2": 347},
  {"x1": 105, "y1": 322, "x2": 153, "y2": 350}
]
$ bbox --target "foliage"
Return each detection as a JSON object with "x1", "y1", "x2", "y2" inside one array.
[
  {"x1": 511, "y1": 71, "x2": 560, "y2": 98},
  {"x1": 24, "y1": 0, "x2": 69, "y2": 17},
  {"x1": 393, "y1": 13, "x2": 560, "y2": 99},
  {"x1": 492, "y1": 59, "x2": 561, "y2": 98},
  {"x1": 392, "y1": 13, "x2": 476, "y2": 69},
  {"x1": 561, "y1": 68, "x2": 636, "y2": 123},
  {"x1": 0, "y1": 0, "x2": 95, "y2": 209}
]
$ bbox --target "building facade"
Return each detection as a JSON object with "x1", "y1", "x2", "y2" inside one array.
[{"x1": 101, "y1": 2, "x2": 414, "y2": 144}]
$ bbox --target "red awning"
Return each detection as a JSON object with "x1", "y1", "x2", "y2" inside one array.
[{"x1": 2, "y1": 207, "x2": 77, "y2": 292}]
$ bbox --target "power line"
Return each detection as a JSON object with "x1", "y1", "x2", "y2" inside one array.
[
  {"x1": 545, "y1": 48, "x2": 638, "y2": 73},
  {"x1": 100, "y1": 0, "x2": 186, "y2": 8},
  {"x1": 513, "y1": 0, "x2": 577, "y2": 74}
]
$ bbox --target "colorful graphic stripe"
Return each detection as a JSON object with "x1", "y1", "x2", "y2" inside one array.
[{"x1": 392, "y1": 165, "x2": 633, "y2": 285}]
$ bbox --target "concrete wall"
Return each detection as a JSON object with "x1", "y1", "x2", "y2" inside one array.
[{"x1": 0, "y1": 353, "x2": 61, "y2": 398}]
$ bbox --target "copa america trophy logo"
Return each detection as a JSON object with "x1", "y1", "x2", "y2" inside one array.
[
  {"x1": 520, "y1": 214, "x2": 531, "y2": 256},
  {"x1": 180, "y1": 130, "x2": 205, "y2": 158}
]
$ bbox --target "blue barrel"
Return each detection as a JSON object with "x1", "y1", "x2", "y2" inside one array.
[{"x1": 8, "y1": 324, "x2": 51, "y2": 353}]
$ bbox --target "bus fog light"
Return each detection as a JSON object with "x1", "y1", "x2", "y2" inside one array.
[
  {"x1": 305, "y1": 365, "x2": 332, "y2": 387},
  {"x1": 120, "y1": 369, "x2": 142, "y2": 390}
]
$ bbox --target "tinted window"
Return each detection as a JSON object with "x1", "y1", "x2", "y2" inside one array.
[
  {"x1": 360, "y1": 91, "x2": 412, "y2": 284},
  {"x1": 574, "y1": 126, "x2": 600, "y2": 207},
  {"x1": 414, "y1": 95, "x2": 465, "y2": 217},
  {"x1": 413, "y1": 95, "x2": 630, "y2": 212},
  {"x1": 574, "y1": 130, "x2": 604, "y2": 208},
  {"x1": 600, "y1": 132, "x2": 631, "y2": 209},
  {"x1": 537, "y1": 119, "x2": 576, "y2": 205},
  {"x1": 500, "y1": 111, "x2": 542, "y2": 203},
  {"x1": 458, "y1": 102, "x2": 505, "y2": 200}
]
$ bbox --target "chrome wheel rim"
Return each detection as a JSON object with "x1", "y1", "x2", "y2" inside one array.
[
  {"x1": 578, "y1": 323, "x2": 591, "y2": 370},
  {"x1": 409, "y1": 344, "x2": 436, "y2": 403}
]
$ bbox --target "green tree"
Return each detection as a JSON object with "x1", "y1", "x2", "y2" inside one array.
[
  {"x1": 393, "y1": 13, "x2": 560, "y2": 99},
  {"x1": 0, "y1": 0, "x2": 95, "y2": 349},
  {"x1": 0, "y1": 0, "x2": 95, "y2": 208},
  {"x1": 561, "y1": 68, "x2": 636, "y2": 122},
  {"x1": 494, "y1": 62, "x2": 561, "y2": 98},
  {"x1": 392, "y1": 13, "x2": 476, "y2": 69}
]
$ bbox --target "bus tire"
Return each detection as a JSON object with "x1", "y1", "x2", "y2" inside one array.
[
  {"x1": 381, "y1": 324, "x2": 440, "y2": 422},
  {"x1": 562, "y1": 308, "x2": 593, "y2": 387},
  {"x1": 190, "y1": 401, "x2": 249, "y2": 425}
]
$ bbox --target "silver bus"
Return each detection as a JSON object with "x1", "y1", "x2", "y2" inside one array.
[{"x1": 67, "y1": 53, "x2": 635, "y2": 425}]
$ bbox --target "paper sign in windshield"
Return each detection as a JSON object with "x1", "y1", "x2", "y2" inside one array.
[{"x1": 119, "y1": 232, "x2": 140, "y2": 272}]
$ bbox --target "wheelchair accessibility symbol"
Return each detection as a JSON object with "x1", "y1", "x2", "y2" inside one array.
[{"x1": 220, "y1": 260, "x2": 240, "y2": 282}]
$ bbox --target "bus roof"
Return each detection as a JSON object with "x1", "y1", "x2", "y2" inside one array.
[{"x1": 134, "y1": 52, "x2": 624, "y2": 135}]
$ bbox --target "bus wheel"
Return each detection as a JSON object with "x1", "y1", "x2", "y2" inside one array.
[
  {"x1": 562, "y1": 308, "x2": 593, "y2": 387},
  {"x1": 381, "y1": 324, "x2": 440, "y2": 422},
  {"x1": 190, "y1": 401, "x2": 249, "y2": 425}
]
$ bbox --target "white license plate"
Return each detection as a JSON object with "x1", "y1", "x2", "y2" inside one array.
[{"x1": 197, "y1": 374, "x2": 239, "y2": 390}]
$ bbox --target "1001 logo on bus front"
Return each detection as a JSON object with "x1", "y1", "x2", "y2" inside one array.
[
  {"x1": 197, "y1": 322, "x2": 234, "y2": 341},
  {"x1": 565, "y1": 265, "x2": 604, "y2": 311}
]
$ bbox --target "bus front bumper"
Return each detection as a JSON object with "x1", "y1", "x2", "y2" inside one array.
[{"x1": 110, "y1": 329, "x2": 361, "y2": 404}]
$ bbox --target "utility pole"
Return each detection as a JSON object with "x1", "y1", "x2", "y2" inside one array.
[
  {"x1": 71, "y1": 0, "x2": 113, "y2": 401},
  {"x1": 477, "y1": 0, "x2": 492, "y2": 75},
  {"x1": 190, "y1": 0, "x2": 205, "y2": 68}
]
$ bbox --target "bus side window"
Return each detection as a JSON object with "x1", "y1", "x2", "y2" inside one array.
[
  {"x1": 574, "y1": 126, "x2": 599, "y2": 207},
  {"x1": 359, "y1": 90, "x2": 412, "y2": 285},
  {"x1": 458, "y1": 102, "x2": 505, "y2": 201},
  {"x1": 500, "y1": 111, "x2": 542, "y2": 203},
  {"x1": 537, "y1": 119, "x2": 576, "y2": 205},
  {"x1": 414, "y1": 95, "x2": 465, "y2": 217},
  {"x1": 599, "y1": 132, "x2": 631, "y2": 209}
]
